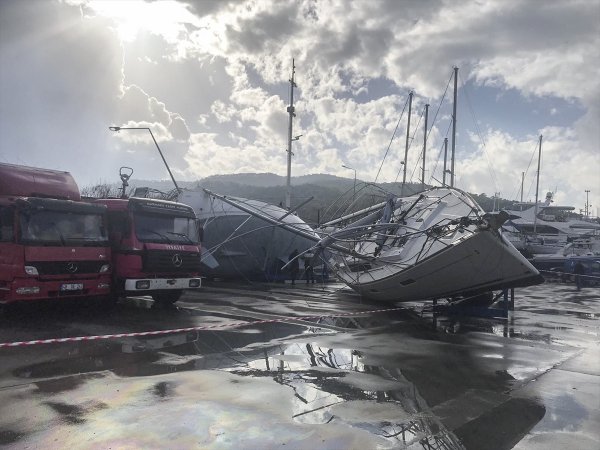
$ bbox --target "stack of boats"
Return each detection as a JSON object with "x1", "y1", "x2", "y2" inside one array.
[
  {"x1": 206, "y1": 186, "x2": 542, "y2": 302},
  {"x1": 501, "y1": 192, "x2": 600, "y2": 272}
]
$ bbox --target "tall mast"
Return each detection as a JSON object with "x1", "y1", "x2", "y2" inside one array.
[
  {"x1": 421, "y1": 103, "x2": 429, "y2": 191},
  {"x1": 442, "y1": 137, "x2": 448, "y2": 186},
  {"x1": 451, "y1": 66, "x2": 458, "y2": 187},
  {"x1": 401, "y1": 91, "x2": 413, "y2": 196},
  {"x1": 285, "y1": 59, "x2": 297, "y2": 210},
  {"x1": 533, "y1": 134, "x2": 542, "y2": 234},
  {"x1": 521, "y1": 171, "x2": 525, "y2": 203}
]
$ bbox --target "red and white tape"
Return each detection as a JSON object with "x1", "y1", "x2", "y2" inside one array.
[{"x1": 0, "y1": 306, "x2": 404, "y2": 349}]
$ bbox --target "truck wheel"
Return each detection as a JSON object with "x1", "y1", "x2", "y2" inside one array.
[{"x1": 152, "y1": 290, "x2": 182, "y2": 305}]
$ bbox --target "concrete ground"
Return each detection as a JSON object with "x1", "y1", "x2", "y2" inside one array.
[{"x1": 0, "y1": 281, "x2": 598, "y2": 449}]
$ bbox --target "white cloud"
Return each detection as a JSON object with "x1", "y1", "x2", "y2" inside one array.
[{"x1": 1, "y1": 0, "x2": 598, "y2": 211}]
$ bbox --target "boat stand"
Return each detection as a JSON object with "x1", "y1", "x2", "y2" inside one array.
[{"x1": 432, "y1": 289, "x2": 515, "y2": 320}]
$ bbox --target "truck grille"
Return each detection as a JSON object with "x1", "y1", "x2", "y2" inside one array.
[
  {"x1": 142, "y1": 250, "x2": 201, "y2": 273},
  {"x1": 29, "y1": 261, "x2": 105, "y2": 275}
]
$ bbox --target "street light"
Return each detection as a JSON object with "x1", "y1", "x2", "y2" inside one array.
[
  {"x1": 342, "y1": 164, "x2": 356, "y2": 203},
  {"x1": 109, "y1": 126, "x2": 180, "y2": 191}
]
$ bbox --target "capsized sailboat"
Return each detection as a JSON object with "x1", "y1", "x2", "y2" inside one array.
[
  {"x1": 178, "y1": 189, "x2": 319, "y2": 280},
  {"x1": 204, "y1": 186, "x2": 542, "y2": 302}
]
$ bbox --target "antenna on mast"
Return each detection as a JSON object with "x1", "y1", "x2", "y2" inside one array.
[
  {"x1": 285, "y1": 59, "x2": 299, "y2": 210},
  {"x1": 450, "y1": 66, "x2": 458, "y2": 188},
  {"x1": 401, "y1": 91, "x2": 413, "y2": 196},
  {"x1": 533, "y1": 134, "x2": 543, "y2": 234}
]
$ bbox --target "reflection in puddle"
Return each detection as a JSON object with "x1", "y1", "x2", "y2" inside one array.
[
  {"x1": 230, "y1": 341, "x2": 467, "y2": 449},
  {"x1": 4, "y1": 295, "x2": 567, "y2": 449}
]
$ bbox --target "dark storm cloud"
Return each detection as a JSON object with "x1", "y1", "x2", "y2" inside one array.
[
  {"x1": 0, "y1": 0, "x2": 123, "y2": 176},
  {"x1": 224, "y1": 2, "x2": 300, "y2": 54},
  {"x1": 182, "y1": 0, "x2": 234, "y2": 18}
]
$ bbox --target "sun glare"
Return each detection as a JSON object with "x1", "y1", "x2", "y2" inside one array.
[{"x1": 88, "y1": 0, "x2": 199, "y2": 42}]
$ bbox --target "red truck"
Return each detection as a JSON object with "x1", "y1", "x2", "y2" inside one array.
[
  {"x1": 0, "y1": 163, "x2": 111, "y2": 304},
  {"x1": 92, "y1": 196, "x2": 202, "y2": 305}
]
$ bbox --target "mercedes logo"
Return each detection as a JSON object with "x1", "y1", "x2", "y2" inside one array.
[
  {"x1": 172, "y1": 254, "x2": 183, "y2": 267},
  {"x1": 66, "y1": 262, "x2": 78, "y2": 273}
]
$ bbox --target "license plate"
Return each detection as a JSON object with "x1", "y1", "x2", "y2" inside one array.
[{"x1": 60, "y1": 283, "x2": 83, "y2": 291}]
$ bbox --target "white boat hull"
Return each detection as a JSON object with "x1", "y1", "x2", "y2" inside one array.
[
  {"x1": 340, "y1": 231, "x2": 540, "y2": 302},
  {"x1": 178, "y1": 190, "x2": 318, "y2": 280}
]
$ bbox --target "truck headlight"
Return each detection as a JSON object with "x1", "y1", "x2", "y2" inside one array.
[
  {"x1": 136, "y1": 280, "x2": 151, "y2": 289},
  {"x1": 189, "y1": 279, "x2": 201, "y2": 288},
  {"x1": 24, "y1": 266, "x2": 39, "y2": 276},
  {"x1": 99, "y1": 264, "x2": 110, "y2": 273},
  {"x1": 16, "y1": 287, "x2": 40, "y2": 295}
]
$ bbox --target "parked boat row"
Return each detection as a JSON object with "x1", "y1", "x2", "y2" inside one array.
[{"x1": 502, "y1": 192, "x2": 600, "y2": 256}]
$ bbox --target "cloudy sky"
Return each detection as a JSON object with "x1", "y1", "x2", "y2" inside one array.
[{"x1": 1, "y1": 0, "x2": 598, "y2": 213}]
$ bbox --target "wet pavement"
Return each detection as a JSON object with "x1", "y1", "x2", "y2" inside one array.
[{"x1": 0, "y1": 281, "x2": 598, "y2": 449}]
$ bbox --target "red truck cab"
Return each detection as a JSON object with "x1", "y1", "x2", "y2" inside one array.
[
  {"x1": 0, "y1": 163, "x2": 111, "y2": 304},
  {"x1": 93, "y1": 197, "x2": 201, "y2": 305}
]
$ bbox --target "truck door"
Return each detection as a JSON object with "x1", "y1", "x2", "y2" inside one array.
[
  {"x1": 0, "y1": 206, "x2": 18, "y2": 286},
  {"x1": 106, "y1": 211, "x2": 129, "y2": 249}
]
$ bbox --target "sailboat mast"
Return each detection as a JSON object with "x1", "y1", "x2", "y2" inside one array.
[
  {"x1": 521, "y1": 171, "x2": 525, "y2": 203},
  {"x1": 533, "y1": 134, "x2": 543, "y2": 234},
  {"x1": 401, "y1": 91, "x2": 413, "y2": 196},
  {"x1": 451, "y1": 67, "x2": 458, "y2": 187},
  {"x1": 285, "y1": 59, "x2": 297, "y2": 210},
  {"x1": 421, "y1": 103, "x2": 429, "y2": 191},
  {"x1": 442, "y1": 138, "x2": 448, "y2": 186}
]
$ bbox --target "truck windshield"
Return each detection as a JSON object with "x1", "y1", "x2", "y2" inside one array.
[
  {"x1": 134, "y1": 213, "x2": 199, "y2": 245},
  {"x1": 19, "y1": 210, "x2": 107, "y2": 246}
]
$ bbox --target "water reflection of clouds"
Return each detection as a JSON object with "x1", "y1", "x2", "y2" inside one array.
[
  {"x1": 235, "y1": 340, "x2": 463, "y2": 449},
  {"x1": 534, "y1": 393, "x2": 588, "y2": 433}
]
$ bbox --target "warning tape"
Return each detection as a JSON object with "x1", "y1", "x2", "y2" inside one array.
[
  {"x1": 539, "y1": 269, "x2": 600, "y2": 280},
  {"x1": 0, "y1": 306, "x2": 404, "y2": 349}
]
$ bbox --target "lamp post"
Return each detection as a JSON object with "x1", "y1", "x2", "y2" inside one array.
[
  {"x1": 342, "y1": 164, "x2": 356, "y2": 203},
  {"x1": 109, "y1": 126, "x2": 180, "y2": 191}
]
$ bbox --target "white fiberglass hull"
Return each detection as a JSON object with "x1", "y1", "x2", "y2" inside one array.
[
  {"x1": 339, "y1": 230, "x2": 540, "y2": 302},
  {"x1": 178, "y1": 190, "x2": 318, "y2": 280},
  {"x1": 328, "y1": 187, "x2": 542, "y2": 302}
]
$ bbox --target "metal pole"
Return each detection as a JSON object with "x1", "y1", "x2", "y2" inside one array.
[
  {"x1": 147, "y1": 128, "x2": 179, "y2": 192},
  {"x1": 442, "y1": 138, "x2": 448, "y2": 186},
  {"x1": 422, "y1": 103, "x2": 429, "y2": 191},
  {"x1": 401, "y1": 91, "x2": 413, "y2": 196},
  {"x1": 285, "y1": 59, "x2": 297, "y2": 210},
  {"x1": 108, "y1": 126, "x2": 179, "y2": 191},
  {"x1": 521, "y1": 171, "x2": 525, "y2": 203},
  {"x1": 451, "y1": 67, "x2": 458, "y2": 187},
  {"x1": 534, "y1": 134, "x2": 542, "y2": 234},
  {"x1": 585, "y1": 190, "x2": 590, "y2": 217}
]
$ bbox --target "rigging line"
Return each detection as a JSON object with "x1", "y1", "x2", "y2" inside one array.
[
  {"x1": 526, "y1": 169, "x2": 538, "y2": 203},
  {"x1": 425, "y1": 70, "x2": 454, "y2": 143},
  {"x1": 459, "y1": 72, "x2": 501, "y2": 193},
  {"x1": 428, "y1": 120, "x2": 453, "y2": 185},
  {"x1": 395, "y1": 107, "x2": 425, "y2": 184},
  {"x1": 510, "y1": 138, "x2": 540, "y2": 201},
  {"x1": 332, "y1": 181, "x2": 373, "y2": 219},
  {"x1": 374, "y1": 94, "x2": 410, "y2": 183},
  {"x1": 320, "y1": 183, "x2": 364, "y2": 223}
]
